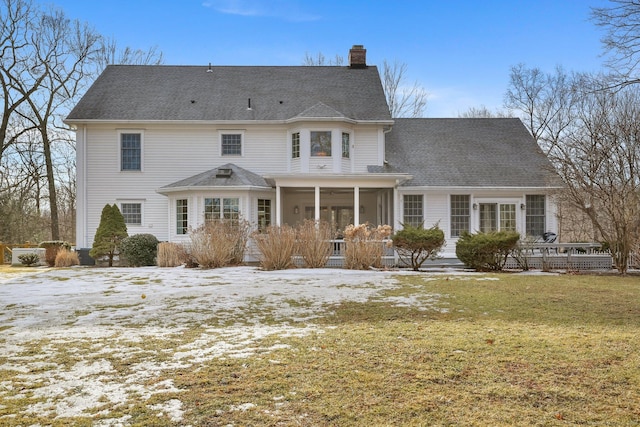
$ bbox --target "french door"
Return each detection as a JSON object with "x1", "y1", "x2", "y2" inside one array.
[{"x1": 479, "y1": 203, "x2": 516, "y2": 233}]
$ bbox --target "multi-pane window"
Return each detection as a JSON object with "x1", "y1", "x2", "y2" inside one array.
[
  {"x1": 403, "y1": 195, "x2": 423, "y2": 227},
  {"x1": 121, "y1": 203, "x2": 141, "y2": 225},
  {"x1": 291, "y1": 132, "x2": 300, "y2": 159},
  {"x1": 204, "y1": 197, "x2": 240, "y2": 223},
  {"x1": 121, "y1": 133, "x2": 141, "y2": 171},
  {"x1": 311, "y1": 131, "x2": 331, "y2": 156},
  {"x1": 526, "y1": 195, "x2": 545, "y2": 237},
  {"x1": 257, "y1": 199, "x2": 271, "y2": 231},
  {"x1": 221, "y1": 133, "x2": 242, "y2": 156},
  {"x1": 342, "y1": 132, "x2": 350, "y2": 158},
  {"x1": 500, "y1": 204, "x2": 517, "y2": 231},
  {"x1": 450, "y1": 195, "x2": 470, "y2": 237},
  {"x1": 204, "y1": 198, "x2": 221, "y2": 221},
  {"x1": 176, "y1": 199, "x2": 188, "y2": 235}
]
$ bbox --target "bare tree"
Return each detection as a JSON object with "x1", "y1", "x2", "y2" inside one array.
[
  {"x1": 458, "y1": 105, "x2": 512, "y2": 118},
  {"x1": 95, "y1": 36, "x2": 163, "y2": 71},
  {"x1": 506, "y1": 64, "x2": 640, "y2": 273},
  {"x1": 592, "y1": 0, "x2": 640, "y2": 87},
  {"x1": 303, "y1": 52, "x2": 428, "y2": 117}
]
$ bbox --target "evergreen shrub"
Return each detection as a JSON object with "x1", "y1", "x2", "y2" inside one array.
[
  {"x1": 455, "y1": 230, "x2": 520, "y2": 271},
  {"x1": 120, "y1": 233, "x2": 159, "y2": 267}
]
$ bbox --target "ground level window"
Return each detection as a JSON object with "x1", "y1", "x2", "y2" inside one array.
[
  {"x1": 205, "y1": 197, "x2": 240, "y2": 223},
  {"x1": 526, "y1": 195, "x2": 545, "y2": 237},
  {"x1": 403, "y1": 195, "x2": 423, "y2": 227},
  {"x1": 121, "y1": 203, "x2": 141, "y2": 225},
  {"x1": 450, "y1": 195, "x2": 470, "y2": 237},
  {"x1": 257, "y1": 199, "x2": 271, "y2": 231},
  {"x1": 479, "y1": 203, "x2": 516, "y2": 233},
  {"x1": 176, "y1": 199, "x2": 188, "y2": 235}
]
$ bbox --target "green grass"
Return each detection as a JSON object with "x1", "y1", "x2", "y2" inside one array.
[{"x1": 1, "y1": 272, "x2": 639, "y2": 426}]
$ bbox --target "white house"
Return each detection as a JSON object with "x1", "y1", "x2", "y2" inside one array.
[{"x1": 66, "y1": 45, "x2": 561, "y2": 260}]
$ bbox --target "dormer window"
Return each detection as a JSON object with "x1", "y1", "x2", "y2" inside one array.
[{"x1": 311, "y1": 131, "x2": 331, "y2": 156}]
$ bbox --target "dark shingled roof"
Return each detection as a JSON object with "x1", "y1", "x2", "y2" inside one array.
[
  {"x1": 386, "y1": 118, "x2": 562, "y2": 188},
  {"x1": 159, "y1": 164, "x2": 272, "y2": 192},
  {"x1": 67, "y1": 65, "x2": 391, "y2": 122}
]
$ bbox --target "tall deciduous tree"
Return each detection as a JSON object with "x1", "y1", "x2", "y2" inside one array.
[
  {"x1": 592, "y1": 0, "x2": 640, "y2": 87},
  {"x1": 506, "y1": 65, "x2": 640, "y2": 273}
]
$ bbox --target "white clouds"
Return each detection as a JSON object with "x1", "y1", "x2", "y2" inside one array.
[{"x1": 202, "y1": 0, "x2": 321, "y2": 22}]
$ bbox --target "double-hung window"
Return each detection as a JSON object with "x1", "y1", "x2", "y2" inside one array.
[
  {"x1": 257, "y1": 199, "x2": 271, "y2": 231},
  {"x1": 450, "y1": 195, "x2": 470, "y2": 237},
  {"x1": 176, "y1": 199, "x2": 188, "y2": 235},
  {"x1": 526, "y1": 195, "x2": 545, "y2": 237},
  {"x1": 291, "y1": 132, "x2": 300, "y2": 159},
  {"x1": 221, "y1": 133, "x2": 242, "y2": 156},
  {"x1": 342, "y1": 132, "x2": 350, "y2": 159},
  {"x1": 204, "y1": 197, "x2": 240, "y2": 224},
  {"x1": 403, "y1": 195, "x2": 423, "y2": 227},
  {"x1": 121, "y1": 133, "x2": 141, "y2": 171},
  {"x1": 121, "y1": 203, "x2": 142, "y2": 226}
]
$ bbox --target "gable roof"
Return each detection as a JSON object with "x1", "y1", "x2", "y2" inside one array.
[
  {"x1": 66, "y1": 65, "x2": 391, "y2": 123},
  {"x1": 385, "y1": 118, "x2": 562, "y2": 188},
  {"x1": 157, "y1": 163, "x2": 272, "y2": 194}
]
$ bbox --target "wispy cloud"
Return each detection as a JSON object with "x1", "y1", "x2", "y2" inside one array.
[{"x1": 202, "y1": 0, "x2": 321, "y2": 22}]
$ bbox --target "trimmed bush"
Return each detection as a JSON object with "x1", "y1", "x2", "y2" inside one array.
[
  {"x1": 253, "y1": 225, "x2": 297, "y2": 270},
  {"x1": 343, "y1": 223, "x2": 392, "y2": 270},
  {"x1": 18, "y1": 252, "x2": 40, "y2": 267},
  {"x1": 393, "y1": 224, "x2": 445, "y2": 271},
  {"x1": 120, "y1": 234, "x2": 159, "y2": 267},
  {"x1": 456, "y1": 230, "x2": 520, "y2": 271},
  {"x1": 295, "y1": 219, "x2": 332, "y2": 268},
  {"x1": 39, "y1": 241, "x2": 72, "y2": 267},
  {"x1": 55, "y1": 249, "x2": 80, "y2": 267}
]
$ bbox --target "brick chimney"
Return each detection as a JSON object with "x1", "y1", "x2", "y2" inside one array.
[{"x1": 348, "y1": 45, "x2": 367, "y2": 69}]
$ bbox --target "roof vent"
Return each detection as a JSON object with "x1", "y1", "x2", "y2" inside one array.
[{"x1": 216, "y1": 167, "x2": 233, "y2": 178}]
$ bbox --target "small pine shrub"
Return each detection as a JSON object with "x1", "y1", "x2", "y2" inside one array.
[
  {"x1": 253, "y1": 225, "x2": 297, "y2": 270},
  {"x1": 455, "y1": 230, "x2": 520, "y2": 271},
  {"x1": 393, "y1": 224, "x2": 445, "y2": 271},
  {"x1": 120, "y1": 233, "x2": 159, "y2": 267},
  {"x1": 90, "y1": 204, "x2": 128, "y2": 267},
  {"x1": 295, "y1": 219, "x2": 332, "y2": 268},
  {"x1": 54, "y1": 249, "x2": 80, "y2": 267},
  {"x1": 39, "y1": 241, "x2": 72, "y2": 267},
  {"x1": 343, "y1": 223, "x2": 393, "y2": 270},
  {"x1": 157, "y1": 242, "x2": 184, "y2": 267},
  {"x1": 18, "y1": 252, "x2": 40, "y2": 267}
]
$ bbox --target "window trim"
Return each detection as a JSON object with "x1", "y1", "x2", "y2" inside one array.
[
  {"x1": 118, "y1": 130, "x2": 144, "y2": 172},
  {"x1": 257, "y1": 199, "x2": 271, "y2": 231},
  {"x1": 220, "y1": 130, "x2": 244, "y2": 156},
  {"x1": 525, "y1": 194, "x2": 546, "y2": 237}
]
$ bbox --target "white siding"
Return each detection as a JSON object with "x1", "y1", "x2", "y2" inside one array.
[{"x1": 80, "y1": 122, "x2": 385, "y2": 247}]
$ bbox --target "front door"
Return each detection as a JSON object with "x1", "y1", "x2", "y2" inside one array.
[{"x1": 479, "y1": 203, "x2": 516, "y2": 233}]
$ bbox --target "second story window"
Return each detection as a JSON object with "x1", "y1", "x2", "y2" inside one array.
[
  {"x1": 342, "y1": 132, "x2": 350, "y2": 159},
  {"x1": 121, "y1": 133, "x2": 141, "y2": 171},
  {"x1": 221, "y1": 133, "x2": 242, "y2": 156},
  {"x1": 311, "y1": 131, "x2": 331, "y2": 156},
  {"x1": 292, "y1": 132, "x2": 300, "y2": 159}
]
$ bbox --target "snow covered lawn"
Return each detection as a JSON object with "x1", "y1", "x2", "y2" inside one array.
[{"x1": 0, "y1": 265, "x2": 446, "y2": 424}]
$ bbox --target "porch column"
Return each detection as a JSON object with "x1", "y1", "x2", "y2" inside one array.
[
  {"x1": 354, "y1": 186, "x2": 360, "y2": 225},
  {"x1": 314, "y1": 186, "x2": 320, "y2": 221},
  {"x1": 276, "y1": 185, "x2": 281, "y2": 226}
]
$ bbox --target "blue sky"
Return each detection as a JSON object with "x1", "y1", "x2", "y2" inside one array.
[{"x1": 52, "y1": 0, "x2": 612, "y2": 117}]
